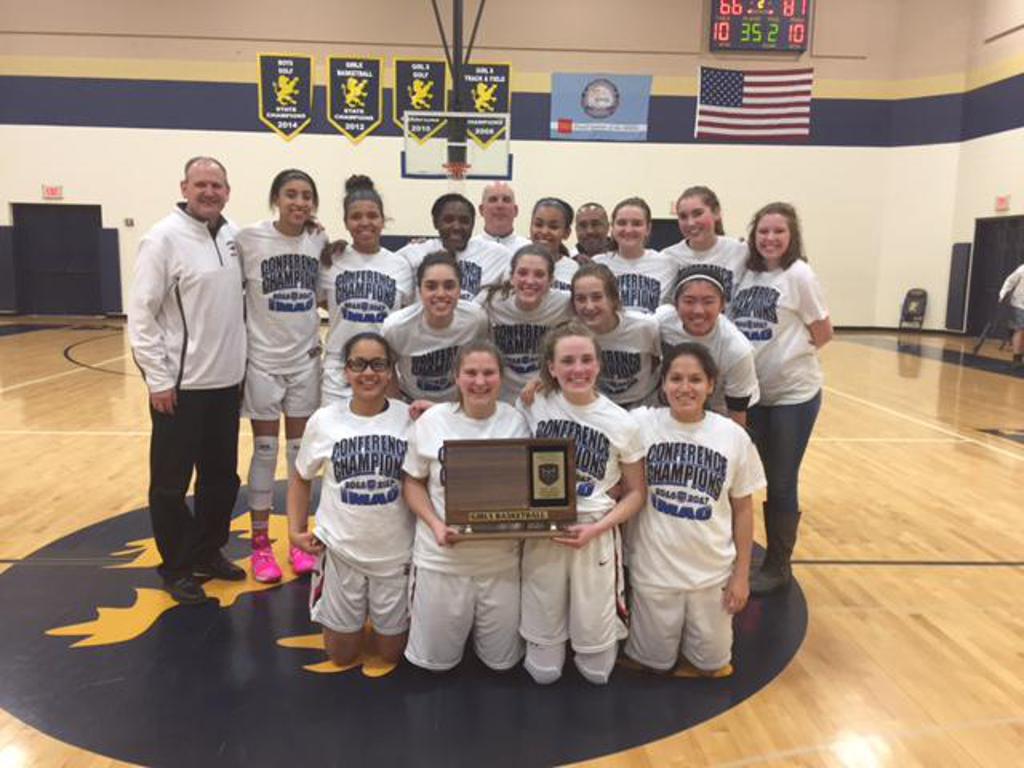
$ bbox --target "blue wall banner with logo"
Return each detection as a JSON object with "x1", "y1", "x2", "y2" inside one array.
[
  {"x1": 549, "y1": 73, "x2": 652, "y2": 141},
  {"x1": 327, "y1": 56, "x2": 382, "y2": 144},
  {"x1": 258, "y1": 54, "x2": 313, "y2": 141}
]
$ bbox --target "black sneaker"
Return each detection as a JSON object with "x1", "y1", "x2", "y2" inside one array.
[
  {"x1": 194, "y1": 552, "x2": 246, "y2": 581},
  {"x1": 750, "y1": 563, "x2": 792, "y2": 596},
  {"x1": 164, "y1": 576, "x2": 208, "y2": 605}
]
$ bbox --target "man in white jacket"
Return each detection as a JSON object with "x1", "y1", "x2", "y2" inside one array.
[{"x1": 128, "y1": 157, "x2": 247, "y2": 604}]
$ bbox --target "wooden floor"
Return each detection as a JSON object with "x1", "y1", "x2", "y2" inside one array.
[{"x1": 0, "y1": 320, "x2": 1022, "y2": 767}]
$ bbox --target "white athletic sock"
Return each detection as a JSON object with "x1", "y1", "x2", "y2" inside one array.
[
  {"x1": 247, "y1": 435, "x2": 278, "y2": 511},
  {"x1": 524, "y1": 641, "x2": 565, "y2": 685},
  {"x1": 574, "y1": 646, "x2": 617, "y2": 685}
]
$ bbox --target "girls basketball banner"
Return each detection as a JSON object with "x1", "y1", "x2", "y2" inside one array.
[
  {"x1": 327, "y1": 57, "x2": 382, "y2": 144},
  {"x1": 258, "y1": 54, "x2": 313, "y2": 141},
  {"x1": 549, "y1": 73, "x2": 652, "y2": 142},
  {"x1": 393, "y1": 58, "x2": 448, "y2": 142}
]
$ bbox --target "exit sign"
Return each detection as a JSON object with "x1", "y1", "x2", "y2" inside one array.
[{"x1": 42, "y1": 184, "x2": 64, "y2": 200}]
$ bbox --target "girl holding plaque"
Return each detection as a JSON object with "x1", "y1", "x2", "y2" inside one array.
[
  {"x1": 288, "y1": 332, "x2": 413, "y2": 666},
  {"x1": 519, "y1": 322, "x2": 646, "y2": 685},
  {"x1": 569, "y1": 263, "x2": 661, "y2": 408},
  {"x1": 529, "y1": 197, "x2": 579, "y2": 291},
  {"x1": 320, "y1": 175, "x2": 414, "y2": 403},
  {"x1": 624, "y1": 343, "x2": 765, "y2": 677},
  {"x1": 382, "y1": 251, "x2": 489, "y2": 402},
  {"x1": 237, "y1": 169, "x2": 325, "y2": 583},
  {"x1": 728, "y1": 203, "x2": 832, "y2": 595},
  {"x1": 593, "y1": 197, "x2": 678, "y2": 315},
  {"x1": 661, "y1": 186, "x2": 748, "y2": 304},
  {"x1": 654, "y1": 272, "x2": 759, "y2": 426},
  {"x1": 401, "y1": 340, "x2": 530, "y2": 672},
  {"x1": 483, "y1": 244, "x2": 571, "y2": 403}
]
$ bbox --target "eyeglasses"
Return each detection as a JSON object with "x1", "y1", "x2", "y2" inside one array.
[{"x1": 345, "y1": 357, "x2": 390, "y2": 373}]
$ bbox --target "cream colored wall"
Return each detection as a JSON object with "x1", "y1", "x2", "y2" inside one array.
[{"x1": 5, "y1": 1, "x2": 1024, "y2": 327}]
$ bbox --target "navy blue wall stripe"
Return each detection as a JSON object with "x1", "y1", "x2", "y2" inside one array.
[{"x1": 3, "y1": 73, "x2": 1024, "y2": 146}]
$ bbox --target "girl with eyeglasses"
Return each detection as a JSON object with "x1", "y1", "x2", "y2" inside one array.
[{"x1": 288, "y1": 332, "x2": 413, "y2": 667}]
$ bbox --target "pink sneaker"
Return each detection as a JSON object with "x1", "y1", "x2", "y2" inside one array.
[
  {"x1": 251, "y1": 533, "x2": 282, "y2": 583},
  {"x1": 289, "y1": 545, "x2": 317, "y2": 576}
]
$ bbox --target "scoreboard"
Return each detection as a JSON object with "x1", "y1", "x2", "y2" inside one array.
[{"x1": 710, "y1": 0, "x2": 812, "y2": 53}]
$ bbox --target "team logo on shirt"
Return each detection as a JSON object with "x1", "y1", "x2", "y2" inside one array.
[
  {"x1": 535, "y1": 419, "x2": 611, "y2": 497},
  {"x1": 411, "y1": 347, "x2": 458, "y2": 393},
  {"x1": 646, "y1": 442, "x2": 728, "y2": 520},
  {"x1": 599, "y1": 350, "x2": 642, "y2": 396},
  {"x1": 493, "y1": 323, "x2": 547, "y2": 374},
  {"x1": 729, "y1": 286, "x2": 780, "y2": 342},
  {"x1": 261, "y1": 253, "x2": 319, "y2": 312},
  {"x1": 335, "y1": 270, "x2": 398, "y2": 323},
  {"x1": 332, "y1": 434, "x2": 408, "y2": 505},
  {"x1": 616, "y1": 273, "x2": 661, "y2": 314},
  {"x1": 458, "y1": 261, "x2": 483, "y2": 299}
]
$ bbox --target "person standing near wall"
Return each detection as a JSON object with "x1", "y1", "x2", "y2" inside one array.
[
  {"x1": 998, "y1": 262, "x2": 1024, "y2": 369},
  {"x1": 127, "y1": 156, "x2": 247, "y2": 604},
  {"x1": 573, "y1": 202, "x2": 612, "y2": 263},
  {"x1": 471, "y1": 181, "x2": 532, "y2": 252},
  {"x1": 728, "y1": 203, "x2": 832, "y2": 595}
]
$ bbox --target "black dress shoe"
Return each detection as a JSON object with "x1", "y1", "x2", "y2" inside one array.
[
  {"x1": 164, "y1": 576, "x2": 208, "y2": 605},
  {"x1": 194, "y1": 552, "x2": 246, "y2": 581}
]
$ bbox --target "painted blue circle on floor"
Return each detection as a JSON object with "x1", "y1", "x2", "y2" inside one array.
[{"x1": 0, "y1": 484, "x2": 807, "y2": 767}]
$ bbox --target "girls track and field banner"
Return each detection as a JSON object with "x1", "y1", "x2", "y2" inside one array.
[
  {"x1": 456, "y1": 62, "x2": 511, "y2": 148},
  {"x1": 257, "y1": 54, "x2": 314, "y2": 141},
  {"x1": 549, "y1": 73, "x2": 652, "y2": 142},
  {"x1": 327, "y1": 56, "x2": 383, "y2": 144}
]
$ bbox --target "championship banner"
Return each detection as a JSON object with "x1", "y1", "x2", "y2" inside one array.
[
  {"x1": 456, "y1": 62, "x2": 511, "y2": 148},
  {"x1": 393, "y1": 58, "x2": 448, "y2": 142},
  {"x1": 549, "y1": 73, "x2": 652, "y2": 142},
  {"x1": 258, "y1": 54, "x2": 313, "y2": 141},
  {"x1": 327, "y1": 57, "x2": 383, "y2": 143}
]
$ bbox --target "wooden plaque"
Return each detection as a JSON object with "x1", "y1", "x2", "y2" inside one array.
[{"x1": 442, "y1": 438, "x2": 576, "y2": 539}]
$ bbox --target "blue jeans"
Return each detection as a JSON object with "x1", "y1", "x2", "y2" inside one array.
[{"x1": 747, "y1": 390, "x2": 821, "y2": 567}]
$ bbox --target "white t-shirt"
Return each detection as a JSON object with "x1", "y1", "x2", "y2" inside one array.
[
  {"x1": 594, "y1": 249, "x2": 679, "y2": 314},
  {"x1": 999, "y1": 264, "x2": 1024, "y2": 310},
  {"x1": 295, "y1": 399, "x2": 413, "y2": 576},
  {"x1": 319, "y1": 245, "x2": 414, "y2": 356},
  {"x1": 399, "y1": 238, "x2": 512, "y2": 300},
  {"x1": 629, "y1": 408, "x2": 765, "y2": 590},
  {"x1": 402, "y1": 402, "x2": 530, "y2": 576},
  {"x1": 484, "y1": 289, "x2": 572, "y2": 402},
  {"x1": 729, "y1": 260, "x2": 829, "y2": 406},
  {"x1": 595, "y1": 312, "x2": 661, "y2": 407},
  {"x1": 522, "y1": 391, "x2": 644, "y2": 522},
  {"x1": 654, "y1": 307, "x2": 760, "y2": 414},
  {"x1": 381, "y1": 300, "x2": 489, "y2": 401},
  {"x1": 237, "y1": 220, "x2": 324, "y2": 374},
  {"x1": 661, "y1": 236, "x2": 748, "y2": 304},
  {"x1": 553, "y1": 256, "x2": 580, "y2": 292},
  {"x1": 471, "y1": 231, "x2": 532, "y2": 253}
]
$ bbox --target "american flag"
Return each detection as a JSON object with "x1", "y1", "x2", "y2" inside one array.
[{"x1": 695, "y1": 66, "x2": 813, "y2": 140}]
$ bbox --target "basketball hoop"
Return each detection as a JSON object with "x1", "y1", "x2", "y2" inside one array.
[{"x1": 443, "y1": 161, "x2": 472, "y2": 180}]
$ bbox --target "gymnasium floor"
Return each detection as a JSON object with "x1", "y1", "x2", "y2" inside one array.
[{"x1": 0, "y1": 319, "x2": 1021, "y2": 767}]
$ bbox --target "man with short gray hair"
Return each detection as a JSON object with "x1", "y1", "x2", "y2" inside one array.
[{"x1": 128, "y1": 156, "x2": 247, "y2": 604}]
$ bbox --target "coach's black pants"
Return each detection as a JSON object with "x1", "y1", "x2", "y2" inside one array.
[{"x1": 148, "y1": 385, "x2": 241, "y2": 581}]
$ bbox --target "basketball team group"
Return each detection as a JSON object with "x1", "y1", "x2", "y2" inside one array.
[{"x1": 126, "y1": 155, "x2": 832, "y2": 685}]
